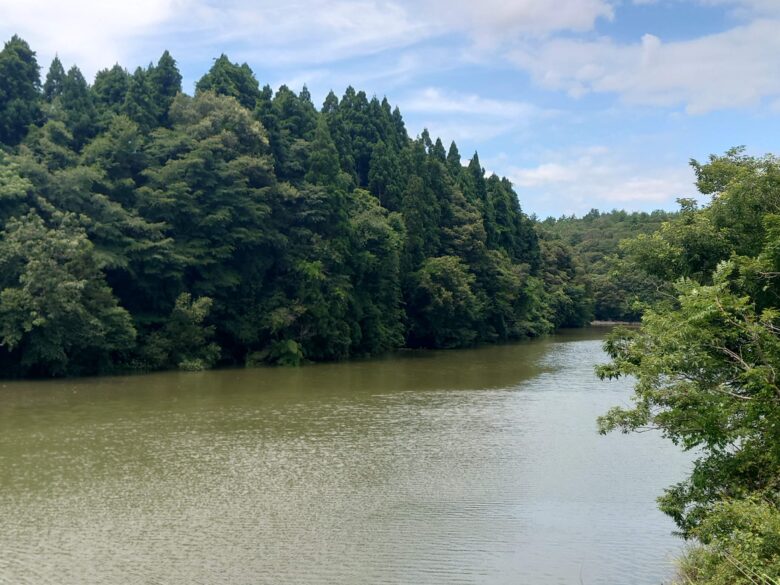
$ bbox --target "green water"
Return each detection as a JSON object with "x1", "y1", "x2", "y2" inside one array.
[{"x1": 0, "y1": 329, "x2": 689, "y2": 584}]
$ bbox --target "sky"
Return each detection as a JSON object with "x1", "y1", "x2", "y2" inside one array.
[{"x1": 2, "y1": 0, "x2": 780, "y2": 218}]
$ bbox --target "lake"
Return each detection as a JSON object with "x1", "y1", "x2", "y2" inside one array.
[{"x1": 0, "y1": 328, "x2": 689, "y2": 585}]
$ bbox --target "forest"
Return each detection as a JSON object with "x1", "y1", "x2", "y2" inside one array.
[
  {"x1": 541, "y1": 209, "x2": 674, "y2": 322},
  {"x1": 0, "y1": 35, "x2": 602, "y2": 377}
]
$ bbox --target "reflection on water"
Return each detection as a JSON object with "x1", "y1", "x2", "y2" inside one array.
[{"x1": 0, "y1": 329, "x2": 689, "y2": 585}]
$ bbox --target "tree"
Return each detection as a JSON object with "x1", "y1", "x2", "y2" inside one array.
[
  {"x1": 466, "y1": 153, "x2": 498, "y2": 248},
  {"x1": 305, "y1": 116, "x2": 341, "y2": 188},
  {"x1": 368, "y1": 140, "x2": 402, "y2": 210},
  {"x1": 18, "y1": 119, "x2": 78, "y2": 171},
  {"x1": 0, "y1": 211, "x2": 135, "y2": 376},
  {"x1": 269, "y1": 84, "x2": 317, "y2": 181},
  {"x1": 446, "y1": 141, "x2": 462, "y2": 176},
  {"x1": 0, "y1": 35, "x2": 41, "y2": 146},
  {"x1": 42, "y1": 56, "x2": 65, "y2": 102},
  {"x1": 431, "y1": 137, "x2": 446, "y2": 162},
  {"x1": 60, "y1": 65, "x2": 97, "y2": 149},
  {"x1": 407, "y1": 255, "x2": 483, "y2": 348},
  {"x1": 599, "y1": 268, "x2": 780, "y2": 533},
  {"x1": 598, "y1": 151, "x2": 780, "y2": 583},
  {"x1": 122, "y1": 66, "x2": 158, "y2": 132},
  {"x1": 92, "y1": 64, "x2": 130, "y2": 122},
  {"x1": 337, "y1": 86, "x2": 380, "y2": 186},
  {"x1": 400, "y1": 174, "x2": 440, "y2": 269},
  {"x1": 346, "y1": 189, "x2": 405, "y2": 354},
  {"x1": 81, "y1": 115, "x2": 147, "y2": 208},
  {"x1": 0, "y1": 156, "x2": 34, "y2": 224},
  {"x1": 141, "y1": 292, "x2": 219, "y2": 371},
  {"x1": 138, "y1": 92, "x2": 276, "y2": 353},
  {"x1": 195, "y1": 54, "x2": 261, "y2": 110},
  {"x1": 537, "y1": 234, "x2": 592, "y2": 328},
  {"x1": 148, "y1": 50, "x2": 181, "y2": 126}
]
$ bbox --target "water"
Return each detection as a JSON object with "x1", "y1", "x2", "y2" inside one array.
[{"x1": 0, "y1": 329, "x2": 689, "y2": 585}]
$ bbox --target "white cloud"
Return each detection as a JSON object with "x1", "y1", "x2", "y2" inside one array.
[
  {"x1": 0, "y1": 0, "x2": 616, "y2": 79},
  {"x1": 409, "y1": 121, "x2": 522, "y2": 144},
  {"x1": 3, "y1": 0, "x2": 777, "y2": 119},
  {"x1": 0, "y1": 0, "x2": 429, "y2": 78},
  {"x1": 506, "y1": 146, "x2": 696, "y2": 216},
  {"x1": 197, "y1": 0, "x2": 430, "y2": 66},
  {"x1": 403, "y1": 87, "x2": 546, "y2": 119},
  {"x1": 399, "y1": 87, "x2": 558, "y2": 144},
  {"x1": 422, "y1": 0, "x2": 613, "y2": 45},
  {"x1": 0, "y1": 0, "x2": 185, "y2": 74},
  {"x1": 508, "y1": 19, "x2": 780, "y2": 113}
]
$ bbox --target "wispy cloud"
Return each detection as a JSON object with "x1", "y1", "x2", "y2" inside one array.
[
  {"x1": 400, "y1": 87, "x2": 558, "y2": 143},
  {"x1": 507, "y1": 19, "x2": 780, "y2": 113},
  {"x1": 0, "y1": 0, "x2": 614, "y2": 77},
  {"x1": 3, "y1": 0, "x2": 778, "y2": 118},
  {"x1": 198, "y1": 0, "x2": 430, "y2": 66},
  {"x1": 422, "y1": 0, "x2": 613, "y2": 45},
  {"x1": 0, "y1": 0, "x2": 185, "y2": 73},
  {"x1": 505, "y1": 146, "x2": 696, "y2": 216},
  {"x1": 403, "y1": 87, "x2": 547, "y2": 119}
]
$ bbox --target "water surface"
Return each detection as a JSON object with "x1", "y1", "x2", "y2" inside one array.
[{"x1": 0, "y1": 329, "x2": 689, "y2": 584}]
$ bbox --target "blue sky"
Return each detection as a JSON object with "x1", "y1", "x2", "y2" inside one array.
[{"x1": 3, "y1": 0, "x2": 780, "y2": 218}]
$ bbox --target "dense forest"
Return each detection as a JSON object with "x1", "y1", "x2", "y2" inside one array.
[
  {"x1": 0, "y1": 35, "x2": 598, "y2": 377},
  {"x1": 542, "y1": 209, "x2": 674, "y2": 321},
  {"x1": 599, "y1": 149, "x2": 780, "y2": 584}
]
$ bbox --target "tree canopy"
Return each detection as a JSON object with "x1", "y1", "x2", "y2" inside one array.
[
  {"x1": 0, "y1": 36, "x2": 597, "y2": 377},
  {"x1": 598, "y1": 149, "x2": 780, "y2": 584}
]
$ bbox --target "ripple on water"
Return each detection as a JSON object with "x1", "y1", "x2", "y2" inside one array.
[{"x1": 0, "y1": 331, "x2": 689, "y2": 585}]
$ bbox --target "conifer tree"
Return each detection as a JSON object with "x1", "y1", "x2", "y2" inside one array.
[
  {"x1": 148, "y1": 50, "x2": 182, "y2": 126},
  {"x1": 368, "y1": 140, "x2": 402, "y2": 210},
  {"x1": 446, "y1": 141, "x2": 461, "y2": 176},
  {"x1": 92, "y1": 64, "x2": 130, "y2": 120},
  {"x1": 122, "y1": 67, "x2": 158, "y2": 131},
  {"x1": 305, "y1": 116, "x2": 341, "y2": 188},
  {"x1": 467, "y1": 153, "x2": 498, "y2": 248},
  {"x1": 431, "y1": 137, "x2": 446, "y2": 162},
  {"x1": 322, "y1": 90, "x2": 339, "y2": 114},
  {"x1": 0, "y1": 35, "x2": 41, "y2": 146},
  {"x1": 195, "y1": 55, "x2": 261, "y2": 110},
  {"x1": 60, "y1": 66, "x2": 98, "y2": 149},
  {"x1": 42, "y1": 56, "x2": 65, "y2": 102}
]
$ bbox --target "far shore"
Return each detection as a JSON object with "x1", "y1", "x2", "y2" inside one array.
[{"x1": 590, "y1": 320, "x2": 641, "y2": 327}]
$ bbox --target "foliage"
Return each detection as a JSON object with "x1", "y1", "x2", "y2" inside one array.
[
  {"x1": 0, "y1": 35, "x2": 40, "y2": 146},
  {"x1": 140, "y1": 292, "x2": 219, "y2": 371},
  {"x1": 536, "y1": 233, "x2": 593, "y2": 327},
  {"x1": 195, "y1": 54, "x2": 260, "y2": 110},
  {"x1": 408, "y1": 255, "x2": 483, "y2": 348},
  {"x1": 676, "y1": 497, "x2": 780, "y2": 585},
  {"x1": 0, "y1": 35, "x2": 599, "y2": 376},
  {"x1": 598, "y1": 151, "x2": 780, "y2": 583},
  {"x1": 0, "y1": 211, "x2": 135, "y2": 376},
  {"x1": 542, "y1": 208, "x2": 672, "y2": 321}
]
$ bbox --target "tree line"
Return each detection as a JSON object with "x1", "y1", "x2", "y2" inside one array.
[
  {"x1": 0, "y1": 35, "x2": 594, "y2": 377},
  {"x1": 541, "y1": 209, "x2": 675, "y2": 321}
]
